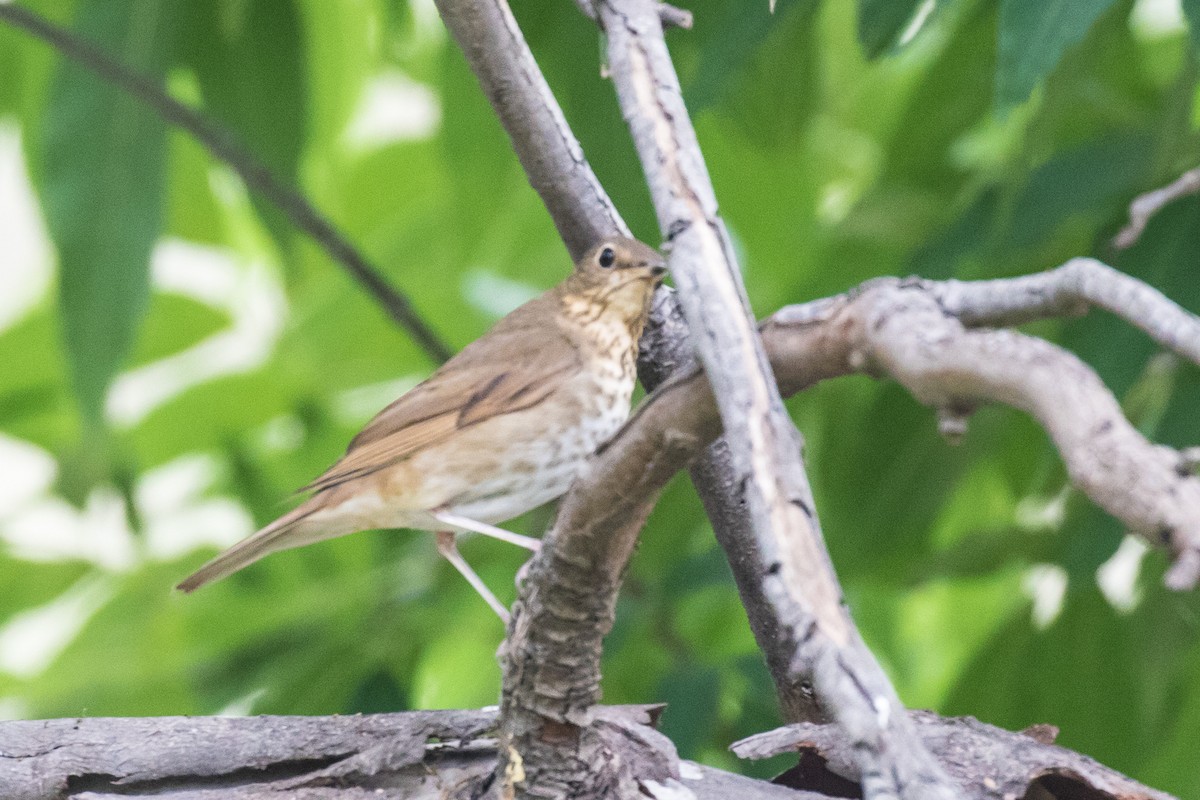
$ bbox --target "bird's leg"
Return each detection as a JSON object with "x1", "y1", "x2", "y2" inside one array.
[
  {"x1": 435, "y1": 530, "x2": 510, "y2": 623},
  {"x1": 432, "y1": 510, "x2": 540, "y2": 551}
]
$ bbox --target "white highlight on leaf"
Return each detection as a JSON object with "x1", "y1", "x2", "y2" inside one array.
[
  {"x1": 2, "y1": 487, "x2": 137, "y2": 569},
  {"x1": 137, "y1": 454, "x2": 255, "y2": 558},
  {"x1": 0, "y1": 576, "x2": 115, "y2": 678},
  {"x1": 1096, "y1": 535, "x2": 1148, "y2": 613},
  {"x1": 818, "y1": 181, "x2": 855, "y2": 226},
  {"x1": 334, "y1": 376, "x2": 423, "y2": 427},
  {"x1": 254, "y1": 414, "x2": 307, "y2": 453},
  {"x1": 1014, "y1": 488, "x2": 1068, "y2": 531},
  {"x1": 106, "y1": 240, "x2": 286, "y2": 427},
  {"x1": 217, "y1": 688, "x2": 267, "y2": 717},
  {"x1": 0, "y1": 124, "x2": 52, "y2": 332},
  {"x1": 345, "y1": 71, "x2": 441, "y2": 149},
  {"x1": 0, "y1": 698, "x2": 28, "y2": 721},
  {"x1": 899, "y1": 0, "x2": 937, "y2": 46},
  {"x1": 1024, "y1": 564, "x2": 1068, "y2": 629},
  {"x1": 1131, "y1": 0, "x2": 1186, "y2": 37},
  {"x1": 463, "y1": 268, "x2": 541, "y2": 319},
  {"x1": 410, "y1": 0, "x2": 446, "y2": 42},
  {"x1": 0, "y1": 435, "x2": 56, "y2": 518}
]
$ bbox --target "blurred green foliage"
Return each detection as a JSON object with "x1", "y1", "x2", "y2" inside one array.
[{"x1": 1, "y1": 0, "x2": 1199, "y2": 793}]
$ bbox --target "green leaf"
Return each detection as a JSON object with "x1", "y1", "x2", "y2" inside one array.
[
  {"x1": 0, "y1": 557, "x2": 91, "y2": 628},
  {"x1": 39, "y1": 0, "x2": 174, "y2": 425},
  {"x1": 857, "y1": 0, "x2": 924, "y2": 59},
  {"x1": 1184, "y1": 0, "x2": 1200, "y2": 52},
  {"x1": 0, "y1": 309, "x2": 74, "y2": 447},
  {"x1": 944, "y1": 583, "x2": 1200, "y2": 779},
  {"x1": 127, "y1": 292, "x2": 230, "y2": 368},
  {"x1": 996, "y1": 0, "x2": 1119, "y2": 108},
  {"x1": 178, "y1": 0, "x2": 309, "y2": 249}
]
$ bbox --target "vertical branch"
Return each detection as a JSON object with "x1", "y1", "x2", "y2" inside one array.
[{"x1": 594, "y1": 1, "x2": 959, "y2": 797}]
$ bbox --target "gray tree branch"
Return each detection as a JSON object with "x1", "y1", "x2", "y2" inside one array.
[
  {"x1": 9, "y1": 706, "x2": 1169, "y2": 800},
  {"x1": 733, "y1": 712, "x2": 1178, "y2": 800},
  {"x1": 497, "y1": 261, "x2": 1197, "y2": 798},
  {"x1": 0, "y1": 706, "x2": 824, "y2": 800},
  {"x1": 929, "y1": 257, "x2": 1200, "y2": 367},
  {"x1": 1113, "y1": 165, "x2": 1200, "y2": 250},
  {"x1": 592, "y1": 2, "x2": 958, "y2": 798}
]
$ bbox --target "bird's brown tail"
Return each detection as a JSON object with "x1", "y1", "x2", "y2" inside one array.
[{"x1": 176, "y1": 503, "x2": 321, "y2": 593}]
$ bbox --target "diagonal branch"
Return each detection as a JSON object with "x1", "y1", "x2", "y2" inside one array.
[
  {"x1": 0, "y1": 2, "x2": 453, "y2": 364},
  {"x1": 593, "y1": 2, "x2": 958, "y2": 797}
]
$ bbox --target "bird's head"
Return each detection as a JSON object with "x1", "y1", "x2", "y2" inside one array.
[
  {"x1": 573, "y1": 237, "x2": 667, "y2": 285},
  {"x1": 565, "y1": 236, "x2": 667, "y2": 322}
]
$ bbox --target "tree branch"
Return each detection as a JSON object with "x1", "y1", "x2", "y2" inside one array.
[
  {"x1": 928, "y1": 257, "x2": 1200, "y2": 366},
  {"x1": 733, "y1": 712, "x2": 1177, "y2": 800},
  {"x1": 10, "y1": 706, "x2": 1167, "y2": 800},
  {"x1": 1113, "y1": 165, "x2": 1200, "y2": 250},
  {"x1": 592, "y1": 3, "x2": 958, "y2": 797},
  {"x1": 0, "y1": 706, "x2": 828, "y2": 800},
  {"x1": 0, "y1": 2, "x2": 453, "y2": 364},
  {"x1": 499, "y1": 261, "x2": 1197, "y2": 797}
]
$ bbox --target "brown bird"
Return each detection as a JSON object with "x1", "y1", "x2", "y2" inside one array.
[{"x1": 177, "y1": 237, "x2": 666, "y2": 620}]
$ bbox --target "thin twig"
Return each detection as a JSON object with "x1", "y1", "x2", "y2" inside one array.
[
  {"x1": 0, "y1": 3, "x2": 453, "y2": 364},
  {"x1": 1113, "y1": 166, "x2": 1200, "y2": 250}
]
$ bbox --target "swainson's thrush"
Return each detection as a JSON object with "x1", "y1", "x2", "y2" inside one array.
[{"x1": 177, "y1": 237, "x2": 666, "y2": 619}]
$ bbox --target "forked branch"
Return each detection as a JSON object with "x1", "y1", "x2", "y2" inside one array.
[{"x1": 503, "y1": 262, "x2": 1200, "y2": 796}]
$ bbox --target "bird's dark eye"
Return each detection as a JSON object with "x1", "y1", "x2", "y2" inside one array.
[{"x1": 598, "y1": 247, "x2": 616, "y2": 268}]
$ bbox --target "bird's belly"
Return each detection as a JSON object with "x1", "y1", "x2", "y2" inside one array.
[{"x1": 437, "y1": 372, "x2": 632, "y2": 525}]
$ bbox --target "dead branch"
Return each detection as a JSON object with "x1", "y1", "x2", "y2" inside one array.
[
  {"x1": 733, "y1": 711, "x2": 1177, "y2": 800},
  {"x1": 830, "y1": 280, "x2": 1200, "y2": 589},
  {"x1": 1113, "y1": 166, "x2": 1200, "y2": 250},
  {"x1": 0, "y1": 706, "x2": 825, "y2": 800},
  {"x1": 13, "y1": 707, "x2": 1169, "y2": 800}
]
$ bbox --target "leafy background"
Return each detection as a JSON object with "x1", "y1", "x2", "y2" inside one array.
[{"x1": 1, "y1": 0, "x2": 1199, "y2": 793}]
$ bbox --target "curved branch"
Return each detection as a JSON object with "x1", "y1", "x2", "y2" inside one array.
[
  {"x1": 1113, "y1": 166, "x2": 1200, "y2": 250},
  {"x1": 845, "y1": 283, "x2": 1200, "y2": 590},
  {"x1": 0, "y1": 3, "x2": 453, "y2": 364},
  {"x1": 502, "y1": 263, "x2": 1199, "y2": 797},
  {"x1": 929, "y1": 258, "x2": 1200, "y2": 366}
]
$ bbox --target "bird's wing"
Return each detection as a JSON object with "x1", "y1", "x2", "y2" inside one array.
[{"x1": 301, "y1": 307, "x2": 579, "y2": 494}]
